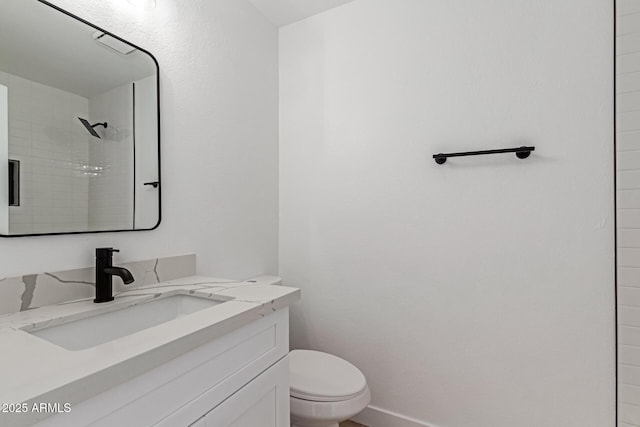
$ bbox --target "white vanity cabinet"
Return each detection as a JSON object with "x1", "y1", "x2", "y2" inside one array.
[
  {"x1": 194, "y1": 357, "x2": 289, "y2": 427},
  {"x1": 34, "y1": 308, "x2": 291, "y2": 427}
]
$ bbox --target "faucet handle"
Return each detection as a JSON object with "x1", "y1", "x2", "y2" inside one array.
[{"x1": 96, "y1": 247, "x2": 120, "y2": 258}]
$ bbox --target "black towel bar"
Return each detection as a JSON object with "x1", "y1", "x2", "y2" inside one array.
[{"x1": 433, "y1": 146, "x2": 535, "y2": 165}]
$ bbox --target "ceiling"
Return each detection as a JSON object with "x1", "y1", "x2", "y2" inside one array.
[
  {"x1": 248, "y1": 0, "x2": 358, "y2": 27},
  {"x1": 0, "y1": 0, "x2": 155, "y2": 99},
  {"x1": 0, "y1": 0, "x2": 356, "y2": 99}
]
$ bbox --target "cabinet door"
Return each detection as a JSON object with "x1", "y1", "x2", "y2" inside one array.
[
  {"x1": 204, "y1": 357, "x2": 290, "y2": 427},
  {"x1": 189, "y1": 417, "x2": 206, "y2": 427}
]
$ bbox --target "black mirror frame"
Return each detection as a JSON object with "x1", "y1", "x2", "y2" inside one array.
[{"x1": 0, "y1": 0, "x2": 161, "y2": 237}]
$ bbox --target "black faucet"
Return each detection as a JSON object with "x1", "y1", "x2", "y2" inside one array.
[{"x1": 94, "y1": 248, "x2": 134, "y2": 303}]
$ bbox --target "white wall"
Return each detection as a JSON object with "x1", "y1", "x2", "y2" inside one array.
[
  {"x1": 0, "y1": 0, "x2": 278, "y2": 280},
  {"x1": 279, "y1": 1, "x2": 615, "y2": 426},
  {"x1": 616, "y1": 1, "x2": 640, "y2": 426}
]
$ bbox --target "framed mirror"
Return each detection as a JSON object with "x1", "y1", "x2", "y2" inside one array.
[{"x1": 0, "y1": 0, "x2": 160, "y2": 236}]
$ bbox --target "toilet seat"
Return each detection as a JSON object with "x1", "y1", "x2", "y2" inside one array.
[
  {"x1": 289, "y1": 350, "x2": 367, "y2": 402},
  {"x1": 290, "y1": 385, "x2": 371, "y2": 426}
]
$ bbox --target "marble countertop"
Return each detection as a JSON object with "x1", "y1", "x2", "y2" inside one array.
[{"x1": 0, "y1": 275, "x2": 300, "y2": 426}]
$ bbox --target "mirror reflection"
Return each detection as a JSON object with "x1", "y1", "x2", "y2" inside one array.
[{"x1": 0, "y1": 0, "x2": 160, "y2": 236}]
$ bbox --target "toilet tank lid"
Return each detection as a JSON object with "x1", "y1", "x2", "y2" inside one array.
[{"x1": 289, "y1": 349, "x2": 367, "y2": 402}]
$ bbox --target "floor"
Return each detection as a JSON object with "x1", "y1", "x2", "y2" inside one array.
[{"x1": 340, "y1": 422, "x2": 367, "y2": 427}]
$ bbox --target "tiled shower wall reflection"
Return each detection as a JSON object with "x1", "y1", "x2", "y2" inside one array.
[
  {"x1": 87, "y1": 83, "x2": 134, "y2": 231},
  {"x1": 0, "y1": 70, "x2": 135, "y2": 234},
  {"x1": 618, "y1": 1, "x2": 640, "y2": 425},
  {"x1": 0, "y1": 70, "x2": 91, "y2": 234}
]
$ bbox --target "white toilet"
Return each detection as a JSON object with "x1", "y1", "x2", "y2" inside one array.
[{"x1": 289, "y1": 350, "x2": 371, "y2": 427}]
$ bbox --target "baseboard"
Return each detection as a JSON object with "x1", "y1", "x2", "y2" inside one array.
[{"x1": 352, "y1": 405, "x2": 441, "y2": 427}]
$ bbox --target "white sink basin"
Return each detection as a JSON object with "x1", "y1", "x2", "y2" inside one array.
[{"x1": 27, "y1": 294, "x2": 223, "y2": 351}]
